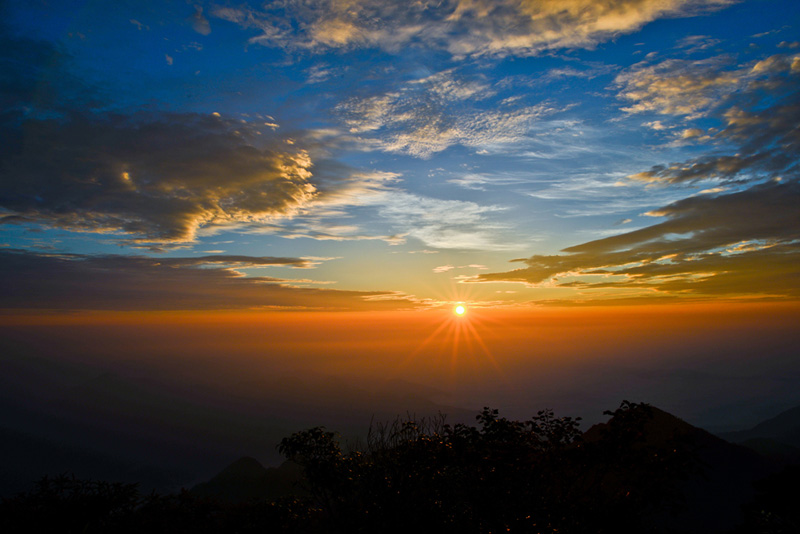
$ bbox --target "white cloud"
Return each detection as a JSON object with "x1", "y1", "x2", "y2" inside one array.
[
  {"x1": 337, "y1": 71, "x2": 557, "y2": 157},
  {"x1": 370, "y1": 191, "x2": 517, "y2": 250}
]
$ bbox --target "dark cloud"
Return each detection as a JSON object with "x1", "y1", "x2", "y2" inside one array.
[
  {"x1": 0, "y1": 111, "x2": 321, "y2": 243},
  {"x1": 478, "y1": 178, "x2": 800, "y2": 299},
  {"x1": 0, "y1": 249, "x2": 416, "y2": 311},
  {"x1": 0, "y1": 23, "x2": 378, "y2": 245},
  {"x1": 163, "y1": 255, "x2": 314, "y2": 268},
  {"x1": 0, "y1": 27, "x2": 97, "y2": 117}
]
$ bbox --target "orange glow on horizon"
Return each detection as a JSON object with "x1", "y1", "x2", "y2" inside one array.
[{"x1": 2, "y1": 301, "x2": 800, "y2": 385}]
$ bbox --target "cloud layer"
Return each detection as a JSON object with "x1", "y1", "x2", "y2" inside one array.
[
  {"x1": 479, "y1": 180, "x2": 800, "y2": 298},
  {"x1": 214, "y1": 0, "x2": 733, "y2": 57},
  {"x1": 0, "y1": 249, "x2": 416, "y2": 311}
]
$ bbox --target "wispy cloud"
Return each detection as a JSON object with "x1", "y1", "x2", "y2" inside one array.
[
  {"x1": 447, "y1": 172, "x2": 533, "y2": 191},
  {"x1": 372, "y1": 192, "x2": 517, "y2": 251},
  {"x1": 434, "y1": 263, "x2": 488, "y2": 274},
  {"x1": 337, "y1": 70, "x2": 557, "y2": 157}
]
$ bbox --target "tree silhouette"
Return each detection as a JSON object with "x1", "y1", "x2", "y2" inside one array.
[
  {"x1": 1, "y1": 401, "x2": 700, "y2": 533},
  {"x1": 279, "y1": 401, "x2": 693, "y2": 533}
]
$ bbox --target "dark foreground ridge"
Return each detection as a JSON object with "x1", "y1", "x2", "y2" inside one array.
[{"x1": 2, "y1": 401, "x2": 798, "y2": 533}]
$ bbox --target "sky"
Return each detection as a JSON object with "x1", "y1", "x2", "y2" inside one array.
[
  {"x1": 2, "y1": 0, "x2": 800, "y2": 309},
  {"x1": 2, "y1": 0, "x2": 800, "y2": 490}
]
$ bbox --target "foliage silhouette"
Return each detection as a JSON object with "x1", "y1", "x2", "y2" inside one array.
[
  {"x1": 279, "y1": 401, "x2": 694, "y2": 533},
  {"x1": 1, "y1": 401, "x2": 704, "y2": 533}
]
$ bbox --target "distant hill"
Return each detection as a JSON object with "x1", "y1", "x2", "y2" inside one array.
[
  {"x1": 0, "y1": 349, "x2": 475, "y2": 498},
  {"x1": 719, "y1": 404, "x2": 800, "y2": 465},
  {"x1": 720, "y1": 404, "x2": 800, "y2": 446},
  {"x1": 190, "y1": 457, "x2": 303, "y2": 502},
  {"x1": 0, "y1": 425, "x2": 189, "y2": 498}
]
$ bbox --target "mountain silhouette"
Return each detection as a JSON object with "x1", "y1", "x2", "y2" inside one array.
[
  {"x1": 586, "y1": 405, "x2": 774, "y2": 532},
  {"x1": 720, "y1": 404, "x2": 800, "y2": 446},
  {"x1": 190, "y1": 457, "x2": 302, "y2": 502},
  {"x1": 718, "y1": 403, "x2": 800, "y2": 469}
]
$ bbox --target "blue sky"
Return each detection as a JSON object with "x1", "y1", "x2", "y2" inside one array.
[{"x1": 2, "y1": 0, "x2": 799, "y2": 310}]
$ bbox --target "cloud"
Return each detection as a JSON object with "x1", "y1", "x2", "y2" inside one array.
[
  {"x1": 680, "y1": 128, "x2": 704, "y2": 139},
  {"x1": 615, "y1": 56, "x2": 743, "y2": 118},
  {"x1": 0, "y1": 29, "x2": 365, "y2": 245},
  {"x1": 162, "y1": 255, "x2": 317, "y2": 268},
  {"x1": 129, "y1": 19, "x2": 148, "y2": 31},
  {"x1": 675, "y1": 34, "x2": 721, "y2": 52},
  {"x1": 0, "y1": 112, "x2": 320, "y2": 244},
  {"x1": 213, "y1": 0, "x2": 733, "y2": 57},
  {"x1": 478, "y1": 175, "x2": 800, "y2": 299},
  {"x1": 244, "y1": 169, "x2": 512, "y2": 250},
  {"x1": 190, "y1": 5, "x2": 211, "y2": 36},
  {"x1": 337, "y1": 70, "x2": 556, "y2": 157},
  {"x1": 372, "y1": 192, "x2": 516, "y2": 251},
  {"x1": 0, "y1": 249, "x2": 418, "y2": 311},
  {"x1": 0, "y1": 20, "x2": 430, "y2": 247},
  {"x1": 434, "y1": 263, "x2": 488, "y2": 273},
  {"x1": 643, "y1": 120, "x2": 669, "y2": 130},
  {"x1": 620, "y1": 52, "x2": 800, "y2": 184},
  {"x1": 525, "y1": 171, "x2": 684, "y2": 218},
  {"x1": 478, "y1": 48, "x2": 800, "y2": 301},
  {"x1": 447, "y1": 172, "x2": 534, "y2": 191}
]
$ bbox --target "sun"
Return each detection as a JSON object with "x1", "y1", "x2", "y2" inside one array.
[{"x1": 402, "y1": 301, "x2": 504, "y2": 380}]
